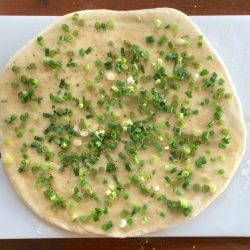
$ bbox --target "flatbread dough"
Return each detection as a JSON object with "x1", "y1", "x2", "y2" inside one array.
[{"x1": 0, "y1": 8, "x2": 246, "y2": 237}]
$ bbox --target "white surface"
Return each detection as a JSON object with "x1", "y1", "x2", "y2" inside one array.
[{"x1": 0, "y1": 15, "x2": 249, "y2": 238}]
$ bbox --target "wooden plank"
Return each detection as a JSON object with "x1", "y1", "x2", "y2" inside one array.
[
  {"x1": 0, "y1": 0, "x2": 250, "y2": 15},
  {"x1": 1, "y1": 237, "x2": 250, "y2": 250}
]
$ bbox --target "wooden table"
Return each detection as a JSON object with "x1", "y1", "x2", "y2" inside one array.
[{"x1": 1, "y1": 0, "x2": 250, "y2": 249}]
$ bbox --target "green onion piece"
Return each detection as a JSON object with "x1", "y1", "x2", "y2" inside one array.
[
  {"x1": 106, "y1": 19, "x2": 115, "y2": 28},
  {"x1": 4, "y1": 114, "x2": 17, "y2": 124},
  {"x1": 193, "y1": 183, "x2": 201, "y2": 192},
  {"x1": 185, "y1": 90, "x2": 192, "y2": 98},
  {"x1": 108, "y1": 40, "x2": 114, "y2": 46},
  {"x1": 125, "y1": 162, "x2": 133, "y2": 171},
  {"x1": 95, "y1": 59, "x2": 102, "y2": 67},
  {"x1": 124, "y1": 40, "x2": 132, "y2": 47},
  {"x1": 101, "y1": 221, "x2": 113, "y2": 231},
  {"x1": 78, "y1": 19, "x2": 85, "y2": 26},
  {"x1": 195, "y1": 156, "x2": 207, "y2": 168},
  {"x1": 168, "y1": 41, "x2": 174, "y2": 49},
  {"x1": 200, "y1": 68, "x2": 209, "y2": 76},
  {"x1": 218, "y1": 168, "x2": 225, "y2": 175},
  {"x1": 218, "y1": 78, "x2": 225, "y2": 85},
  {"x1": 180, "y1": 199, "x2": 188, "y2": 208},
  {"x1": 12, "y1": 66, "x2": 20, "y2": 74},
  {"x1": 79, "y1": 215, "x2": 90, "y2": 222},
  {"x1": 159, "y1": 212, "x2": 165, "y2": 217},
  {"x1": 224, "y1": 93, "x2": 232, "y2": 99},
  {"x1": 207, "y1": 55, "x2": 213, "y2": 60},
  {"x1": 82, "y1": 64, "x2": 90, "y2": 72},
  {"x1": 85, "y1": 47, "x2": 93, "y2": 54},
  {"x1": 66, "y1": 50, "x2": 74, "y2": 57},
  {"x1": 43, "y1": 60, "x2": 62, "y2": 70},
  {"x1": 72, "y1": 30, "x2": 79, "y2": 37},
  {"x1": 79, "y1": 48, "x2": 85, "y2": 57},
  {"x1": 66, "y1": 58, "x2": 77, "y2": 67},
  {"x1": 209, "y1": 184, "x2": 217, "y2": 193},
  {"x1": 16, "y1": 130, "x2": 24, "y2": 138},
  {"x1": 3, "y1": 154, "x2": 14, "y2": 165},
  {"x1": 49, "y1": 93, "x2": 64, "y2": 103},
  {"x1": 127, "y1": 218, "x2": 133, "y2": 226},
  {"x1": 219, "y1": 155, "x2": 225, "y2": 162},
  {"x1": 27, "y1": 63, "x2": 37, "y2": 70},
  {"x1": 11, "y1": 81, "x2": 19, "y2": 88},
  {"x1": 118, "y1": 152, "x2": 126, "y2": 159},
  {"x1": 154, "y1": 19, "x2": 162, "y2": 28},
  {"x1": 197, "y1": 35, "x2": 203, "y2": 47},
  {"x1": 183, "y1": 205, "x2": 193, "y2": 216},
  {"x1": 146, "y1": 35, "x2": 155, "y2": 44},
  {"x1": 72, "y1": 13, "x2": 79, "y2": 22},
  {"x1": 159, "y1": 50, "x2": 165, "y2": 56},
  {"x1": 20, "y1": 112, "x2": 29, "y2": 122},
  {"x1": 61, "y1": 24, "x2": 70, "y2": 32},
  {"x1": 106, "y1": 163, "x2": 117, "y2": 173},
  {"x1": 201, "y1": 184, "x2": 210, "y2": 193},
  {"x1": 36, "y1": 36, "x2": 44, "y2": 46},
  {"x1": 172, "y1": 23, "x2": 179, "y2": 31},
  {"x1": 65, "y1": 34, "x2": 74, "y2": 42},
  {"x1": 95, "y1": 22, "x2": 101, "y2": 30}
]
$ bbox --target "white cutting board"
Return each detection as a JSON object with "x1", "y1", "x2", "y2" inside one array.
[{"x1": 0, "y1": 16, "x2": 249, "y2": 238}]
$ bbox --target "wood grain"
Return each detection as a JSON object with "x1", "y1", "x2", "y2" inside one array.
[
  {"x1": 0, "y1": 0, "x2": 250, "y2": 249},
  {"x1": 0, "y1": 0, "x2": 250, "y2": 15},
  {"x1": 1, "y1": 237, "x2": 250, "y2": 250}
]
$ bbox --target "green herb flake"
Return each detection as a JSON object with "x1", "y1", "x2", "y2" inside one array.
[
  {"x1": 20, "y1": 112, "x2": 29, "y2": 122},
  {"x1": 207, "y1": 55, "x2": 213, "y2": 60},
  {"x1": 43, "y1": 60, "x2": 62, "y2": 70},
  {"x1": 127, "y1": 218, "x2": 133, "y2": 226},
  {"x1": 101, "y1": 220, "x2": 113, "y2": 231},
  {"x1": 159, "y1": 212, "x2": 166, "y2": 217},
  {"x1": 78, "y1": 19, "x2": 85, "y2": 26},
  {"x1": 11, "y1": 81, "x2": 19, "y2": 88},
  {"x1": 119, "y1": 152, "x2": 126, "y2": 160},
  {"x1": 218, "y1": 78, "x2": 225, "y2": 85},
  {"x1": 197, "y1": 35, "x2": 203, "y2": 47},
  {"x1": 218, "y1": 168, "x2": 225, "y2": 175},
  {"x1": 146, "y1": 35, "x2": 155, "y2": 44},
  {"x1": 193, "y1": 183, "x2": 201, "y2": 192},
  {"x1": 172, "y1": 23, "x2": 179, "y2": 31},
  {"x1": 125, "y1": 162, "x2": 133, "y2": 171},
  {"x1": 200, "y1": 68, "x2": 209, "y2": 76},
  {"x1": 201, "y1": 184, "x2": 210, "y2": 193},
  {"x1": 79, "y1": 48, "x2": 85, "y2": 57},
  {"x1": 27, "y1": 63, "x2": 37, "y2": 70},
  {"x1": 95, "y1": 59, "x2": 102, "y2": 67},
  {"x1": 195, "y1": 156, "x2": 207, "y2": 168},
  {"x1": 49, "y1": 93, "x2": 64, "y2": 103},
  {"x1": 85, "y1": 47, "x2": 93, "y2": 54},
  {"x1": 36, "y1": 36, "x2": 44, "y2": 46},
  {"x1": 95, "y1": 20, "x2": 114, "y2": 30},
  {"x1": 72, "y1": 13, "x2": 80, "y2": 22},
  {"x1": 4, "y1": 114, "x2": 17, "y2": 124},
  {"x1": 12, "y1": 66, "x2": 20, "y2": 74},
  {"x1": 183, "y1": 205, "x2": 193, "y2": 216},
  {"x1": 106, "y1": 162, "x2": 117, "y2": 174},
  {"x1": 65, "y1": 34, "x2": 74, "y2": 43},
  {"x1": 66, "y1": 58, "x2": 77, "y2": 67},
  {"x1": 61, "y1": 24, "x2": 70, "y2": 32}
]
